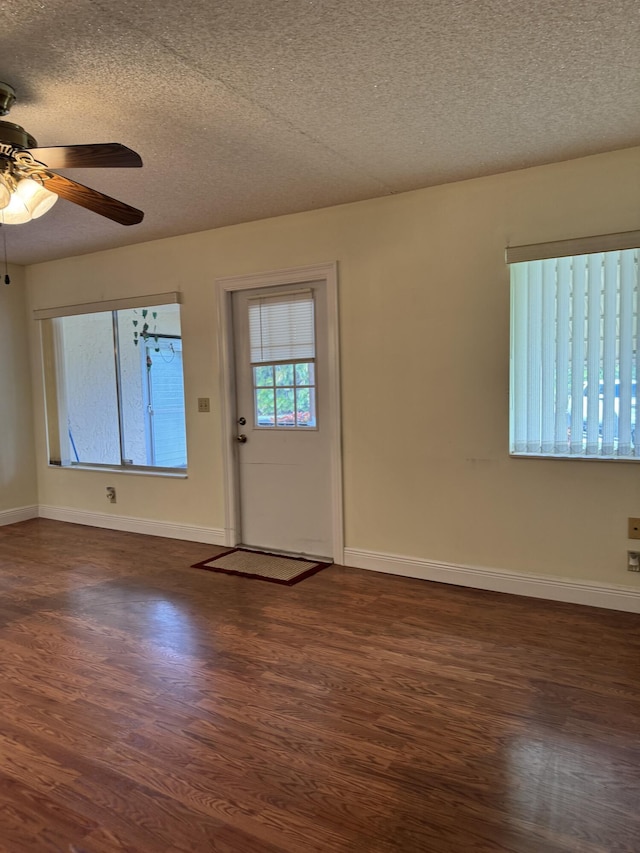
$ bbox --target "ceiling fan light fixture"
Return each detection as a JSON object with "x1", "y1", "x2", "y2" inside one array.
[
  {"x1": 19, "y1": 178, "x2": 58, "y2": 219},
  {"x1": 0, "y1": 83, "x2": 144, "y2": 227},
  {"x1": 0, "y1": 177, "x2": 58, "y2": 224},
  {"x1": 0, "y1": 175, "x2": 11, "y2": 210}
]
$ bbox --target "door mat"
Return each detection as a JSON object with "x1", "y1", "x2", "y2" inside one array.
[{"x1": 191, "y1": 548, "x2": 331, "y2": 586}]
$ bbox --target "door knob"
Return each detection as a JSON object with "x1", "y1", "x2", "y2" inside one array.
[
  {"x1": 236, "y1": 434, "x2": 247, "y2": 443},
  {"x1": 237, "y1": 417, "x2": 246, "y2": 426}
]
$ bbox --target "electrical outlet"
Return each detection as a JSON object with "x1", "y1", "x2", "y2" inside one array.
[
  {"x1": 198, "y1": 397, "x2": 210, "y2": 413},
  {"x1": 627, "y1": 551, "x2": 640, "y2": 572},
  {"x1": 628, "y1": 518, "x2": 640, "y2": 539},
  {"x1": 106, "y1": 486, "x2": 116, "y2": 504}
]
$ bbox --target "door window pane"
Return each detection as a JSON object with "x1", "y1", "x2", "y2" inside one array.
[
  {"x1": 254, "y1": 365, "x2": 274, "y2": 387},
  {"x1": 275, "y1": 363, "x2": 294, "y2": 386},
  {"x1": 253, "y1": 361, "x2": 317, "y2": 428},
  {"x1": 296, "y1": 387, "x2": 316, "y2": 426},
  {"x1": 295, "y1": 362, "x2": 314, "y2": 386},
  {"x1": 255, "y1": 387, "x2": 275, "y2": 426},
  {"x1": 275, "y1": 388, "x2": 296, "y2": 426}
]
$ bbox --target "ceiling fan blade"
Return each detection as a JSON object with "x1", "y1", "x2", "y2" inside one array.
[
  {"x1": 27, "y1": 143, "x2": 142, "y2": 169},
  {"x1": 44, "y1": 173, "x2": 144, "y2": 226}
]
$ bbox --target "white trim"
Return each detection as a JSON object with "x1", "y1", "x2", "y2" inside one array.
[
  {"x1": 38, "y1": 505, "x2": 225, "y2": 545},
  {"x1": 344, "y1": 547, "x2": 640, "y2": 613},
  {"x1": 506, "y1": 230, "x2": 640, "y2": 265},
  {"x1": 217, "y1": 263, "x2": 335, "y2": 292},
  {"x1": 33, "y1": 291, "x2": 182, "y2": 321},
  {"x1": 217, "y1": 280, "x2": 239, "y2": 548},
  {"x1": 8, "y1": 505, "x2": 637, "y2": 611},
  {"x1": 0, "y1": 505, "x2": 39, "y2": 526},
  {"x1": 216, "y1": 262, "x2": 344, "y2": 561}
]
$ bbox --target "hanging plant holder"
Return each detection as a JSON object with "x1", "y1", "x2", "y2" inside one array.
[{"x1": 133, "y1": 309, "x2": 158, "y2": 346}]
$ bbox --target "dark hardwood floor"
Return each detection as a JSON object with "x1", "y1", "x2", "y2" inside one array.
[{"x1": 0, "y1": 519, "x2": 638, "y2": 852}]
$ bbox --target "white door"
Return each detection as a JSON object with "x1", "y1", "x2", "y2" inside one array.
[{"x1": 232, "y1": 281, "x2": 333, "y2": 558}]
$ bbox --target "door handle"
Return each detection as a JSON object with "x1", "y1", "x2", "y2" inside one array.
[{"x1": 236, "y1": 434, "x2": 247, "y2": 443}]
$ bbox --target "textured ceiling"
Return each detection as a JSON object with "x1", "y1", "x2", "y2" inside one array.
[{"x1": 1, "y1": 0, "x2": 638, "y2": 264}]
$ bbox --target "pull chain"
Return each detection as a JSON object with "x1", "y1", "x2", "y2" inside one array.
[{"x1": 2, "y1": 224, "x2": 9, "y2": 285}]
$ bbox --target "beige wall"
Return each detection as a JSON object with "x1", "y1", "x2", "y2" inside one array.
[
  {"x1": 0, "y1": 264, "x2": 37, "y2": 511},
  {"x1": 26, "y1": 146, "x2": 640, "y2": 586}
]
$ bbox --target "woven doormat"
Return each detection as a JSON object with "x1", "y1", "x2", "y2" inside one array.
[{"x1": 191, "y1": 548, "x2": 330, "y2": 586}]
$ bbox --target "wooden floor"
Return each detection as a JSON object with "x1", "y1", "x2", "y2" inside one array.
[{"x1": 0, "y1": 520, "x2": 638, "y2": 852}]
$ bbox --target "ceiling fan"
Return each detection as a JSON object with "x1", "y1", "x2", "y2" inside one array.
[{"x1": 0, "y1": 81, "x2": 143, "y2": 226}]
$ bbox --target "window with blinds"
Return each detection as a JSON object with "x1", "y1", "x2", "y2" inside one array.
[
  {"x1": 509, "y1": 246, "x2": 640, "y2": 459},
  {"x1": 248, "y1": 290, "x2": 317, "y2": 428}
]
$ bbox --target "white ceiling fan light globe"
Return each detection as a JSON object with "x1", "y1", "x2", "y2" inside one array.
[
  {"x1": 0, "y1": 177, "x2": 57, "y2": 224},
  {"x1": 0, "y1": 175, "x2": 11, "y2": 210},
  {"x1": 16, "y1": 178, "x2": 58, "y2": 219},
  {"x1": 0, "y1": 184, "x2": 30, "y2": 223}
]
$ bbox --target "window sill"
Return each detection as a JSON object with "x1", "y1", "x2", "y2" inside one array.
[
  {"x1": 48, "y1": 463, "x2": 188, "y2": 478},
  {"x1": 510, "y1": 452, "x2": 640, "y2": 463}
]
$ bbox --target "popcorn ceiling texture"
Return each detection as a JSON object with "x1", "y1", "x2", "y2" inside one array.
[{"x1": 1, "y1": 0, "x2": 639, "y2": 264}]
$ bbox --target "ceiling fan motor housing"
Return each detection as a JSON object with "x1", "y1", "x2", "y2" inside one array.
[
  {"x1": 0, "y1": 120, "x2": 37, "y2": 152},
  {"x1": 0, "y1": 82, "x2": 16, "y2": 116},
  {"x1": 0, "y1": 84, "x2": 37, "y2": 152}
]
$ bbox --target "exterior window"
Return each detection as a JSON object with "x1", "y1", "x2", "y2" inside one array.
[
  {"x1": 248, "y1": 290, "x2": 317, "y2": 429},
  {"x1": 510, "y1": 247, "x2": 639, "y2": 459},
  {"x1": 42, "y1": 301, "x2": 187, "y2": 470}
]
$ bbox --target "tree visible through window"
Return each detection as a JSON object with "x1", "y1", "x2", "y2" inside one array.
[{"x1": 253, "y1": 362, "x2": 316, "y2": 427}]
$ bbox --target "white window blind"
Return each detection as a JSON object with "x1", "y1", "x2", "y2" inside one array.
[
  {"x1": 249, "y1": 290, "x2": 315, "y2": 364},
  {"x1": 509, "y1": 248, "x2": 640, "y2": 459}
]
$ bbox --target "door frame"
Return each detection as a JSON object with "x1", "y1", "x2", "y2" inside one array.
[{"x1": 216, "y1": 261, "x2": 344, "y2": 563}]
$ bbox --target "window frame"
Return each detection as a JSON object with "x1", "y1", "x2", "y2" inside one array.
[
  {"x1": 507, "y1": 232, "x2": 640, "y2": 462},
  {"x1": 247, "y1": 288, "x2": 318, "y2": 431},
  {"x1": 35, "y1": 292, "x2": 188, "y2": 475},
  {"x1": 252, "y1": 359, "x2": 318, "y2": 429}
]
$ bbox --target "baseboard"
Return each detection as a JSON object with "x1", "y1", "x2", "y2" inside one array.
[
  {"x1": 0, "y1": 505, "x2": 39, "y2": 526},
  {"x1": 14, "y1": 509, "x2": 639, "y2": 611},
  {"x1": 38, "y1": 505, "x2": 226, "y2": 546},
  {"x1": 343, "y1": 547, "x2": 640, "y2": 614}
]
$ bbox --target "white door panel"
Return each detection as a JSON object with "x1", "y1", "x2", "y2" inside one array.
[{"x1": 232, "y1": 282, "x2": 333, "y2": 558}]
